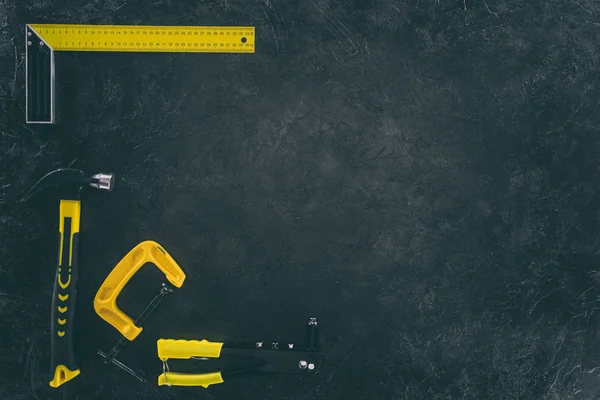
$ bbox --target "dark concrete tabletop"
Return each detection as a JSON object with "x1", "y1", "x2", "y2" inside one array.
[{"x1": 2, "y1": 0, "x2": 600, "y2": 399}]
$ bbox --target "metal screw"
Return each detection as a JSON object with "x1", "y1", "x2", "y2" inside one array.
[
  {"x1": 256, "y1": 342, "x2": 263, "y2": 348},
  {"x1": 27, "y1": 31, "x2": 32, "y2": 37},
  {"x1": 27, "y1": 41, "x2": 32, "y2": 46},
  {"x1": 272, "y1": 342, "x2": 279, "y2": 350},
  {"x1": 309, "y1": 317, "x2": 318, "y2": 326},
  {"x1": 159, "y1": 283, "x2": 173, "y2": 296},
  {"x1": 39, "y1": 41, "x2": 44, "y2": 47},
  {"x1": 288, "y1": 343, "x2": 294, "y2": 349},
  {"x1": 308, "y1": 363, "x2": 315, "y2": 370},
  {"x1": 299, "y1": 360, "x2": 308, "y2": 369}
]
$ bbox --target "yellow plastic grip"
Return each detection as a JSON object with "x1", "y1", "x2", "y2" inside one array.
[
  {"x1": 157, "y1": 339, "x2": 223, "y2": 360},
  {"x1": 49, "y1": 200, "x2": 81, "y2": 388},
  {"x1": 58, "y1": 200, "x2": 80, "y2": 266},
  {"x1": 158, "y1": 372, "x2": 224, "y2": 388},
  {"x1": 94, "y1": 241, "x2": 186, "y2": 340},
  {"x1": 49, "y1": 365, "x2": 80, "y2": 388}
]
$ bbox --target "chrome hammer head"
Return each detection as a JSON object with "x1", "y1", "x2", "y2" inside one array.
[
  {"x1": 21, "y1": 168, "x2": 115, "y2": 202},
  {"x1": 88, "y1": 173, "x2": 115, "y2": 191}
]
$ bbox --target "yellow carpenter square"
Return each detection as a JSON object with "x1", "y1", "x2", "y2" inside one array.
[
  {"x1": 26, "y1": 23, "x2": 255, "y2": 123},
  {"x1": 27, "y1": 24, "x2": 255, "y2": 53}
]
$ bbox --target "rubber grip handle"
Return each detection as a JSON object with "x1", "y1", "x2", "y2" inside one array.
[
  {"x1": 157, "y1": 339, "x2": 223, "y2": 361},
  {"x1": 49, "y1": 200, "x2": 81, "y2": 388},
  {"x1": 158, "y1": 372, "x2": 224, "y2": 388}
]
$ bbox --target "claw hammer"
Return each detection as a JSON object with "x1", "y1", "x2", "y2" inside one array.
[{"x1": 21, "y1": 168, "x2": 115, "y2": 388}]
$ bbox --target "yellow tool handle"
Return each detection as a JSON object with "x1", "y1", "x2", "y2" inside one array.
[
  {"x1": 157, "y1": 339, "x2": 223, "y2": 360},
  {"x1": 158, "y1": 372, "x2": 224, "y2": 388},
  {"x1": 27, "y1": 24, "x2": 255, "y2": 53},
  {"x1": 49, "y1": 200, "x2": 82, "y2": 387}
]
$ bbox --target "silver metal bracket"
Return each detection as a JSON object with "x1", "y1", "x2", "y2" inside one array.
[{"x1": 26, "y1": 25, "x2": 55, "y2": 124}]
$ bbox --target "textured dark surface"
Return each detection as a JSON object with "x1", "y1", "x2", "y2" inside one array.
[{"x1": 2, "y1": 0, "x2": 600, "y2": 399}]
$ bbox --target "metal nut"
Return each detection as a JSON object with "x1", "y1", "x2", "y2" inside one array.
[{"x1": 298, "y1": 360, "x2": 308, "y2": 369}]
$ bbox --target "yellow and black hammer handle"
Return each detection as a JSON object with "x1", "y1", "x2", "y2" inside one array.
[{"x1": 49, "y1": 200, "x2": 82, "y2": 387}]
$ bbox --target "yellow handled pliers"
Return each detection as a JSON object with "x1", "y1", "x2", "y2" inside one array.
[{"x1": 157, "y1": 318, "x2": 321, "y2": 388}]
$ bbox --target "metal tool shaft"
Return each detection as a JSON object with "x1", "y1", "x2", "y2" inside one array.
[{"x1": 98, "y1": 283, "x2": 174, "y2": 380}]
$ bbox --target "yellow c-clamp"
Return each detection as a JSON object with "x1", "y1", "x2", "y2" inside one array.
[{"x1": 94, "y1": 241, "x2": 186, "y2": 380}]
